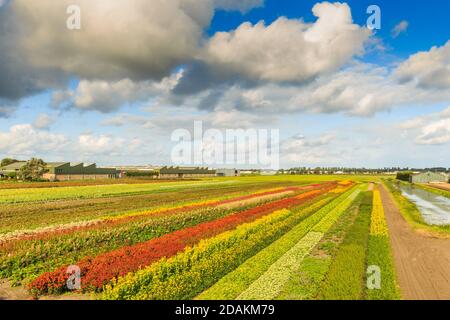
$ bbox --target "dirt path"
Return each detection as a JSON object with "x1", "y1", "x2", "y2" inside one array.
[
  {"x1": 380, "y1": 184, "x2": 450, "y2": 300},
  {"x1": 0, "y1": 280, "x2": 30, "y2": 300},
  {"x1": 427, "y1": 183, "x2": 450, "y2": 192},
  {"x1": 0, "y1": 280, "x2": 92, "y2": 300}
]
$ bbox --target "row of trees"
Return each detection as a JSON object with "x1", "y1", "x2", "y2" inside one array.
[{"x1": 0, "y1": 158, "x2": 48, "y2": 181}]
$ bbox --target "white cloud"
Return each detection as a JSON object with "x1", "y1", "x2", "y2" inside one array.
[
  {"x1": 395, "y1": 40, "x2": 450, "y2": 89},
  {"x1": 33, "y1": 113, "x2": 55, "y2": 130},
  {"x1": 9, "y1": 0, "x2": 263, "y2": 84},
  {"x1": 183, "y1": 62, "x2": 450, "y2": 117},
  {"x1": 281, "y1": 133, "x2": 340, "y2": 166},
  {"x1": 12, "y1": 0, "x2": 211, "y2": 81},
  {"x1": 0, "y1": 124, "x2": 68, "y2": 157},
  {"x1": 401, "y1": 107, "x2": 450, "y2": 145},
  {"x1": 416, "y1": 119, "x2": 450, "y2": 145},
  {"x1": 52, "y1": 72, "x2": 182, "y2": 112},
  {"x1": 392, "y1": 20, "x2": 409, "y2": 38},
  {"x1": 204, "y1": 2, "x2": 370, "y2": 82},
  {"x1": 0, "y1": 104, "x2": 16, "y2": 118}
]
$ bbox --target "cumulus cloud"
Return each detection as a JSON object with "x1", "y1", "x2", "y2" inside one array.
[
  {"x1": 395, "y1": 40, "x2": 450, "y2": 89},
  {"x1": 12, "y1": 0, "x2": 211, "y2": 81},
  {"x1": 0, "y1": 103, "x2": 16, "y2": 118},
  {"x1": 33, "y1": 113, "x2": 55, "y2": 130},
  {"x1": 101, "y1": 106, "x2": 275, "y2": 135},
  {"x1": 416, "y1": 119, "x2": 450, "y2": 145},
  {"x1": 391, "y1": 20, "x2": 408, "y2": 38},
  {"x1": 401, "y1": 107, "x2": 450, "y2": 145},
  {"x1": 1, "y1": 0, "x2": 263, "y2": 102},
  {"x1": 79, "y1": 134, "x2": 122, "y2": 154},
  {"x1": 203, "y1": 2, "x2": 370, "y2": 83},
  {"x1": 281, "y1": 133, "x2": 339, "y2": 165},
  {"x1": 0, "y1": 4, "x2": 65, "y2": 101},
  {"x1": 0, "y1": 124, "x2": 68, "y2": 157},
  {"x1": 175, "y1": 62, "x2": 450, "y2": 117},
  {"x1": 52, "y1": 72, "x2": 182, "y2": 112}
]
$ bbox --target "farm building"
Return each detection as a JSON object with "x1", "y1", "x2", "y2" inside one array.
[
  {"x1": 43, "y1": 163, "x2": 118, "y2": 181},
  {"x1": 112, "y1": 165, "x2": 161, "y2": 178},
  {"x1": 0, "y1": 161, "x2": 28, "y2": 177},
  {"x1": 158, "y1": 166, "x2": 216, "y2": 179},
  {"x1": 0, "y1": 161, "x2": 118, "y2": 180},
  {"x1": 216, "y1": 168, "x2": 240, "y2": 177},
  {"x1": 410, "y1": 171, "x2": 448, "y2": 184}
]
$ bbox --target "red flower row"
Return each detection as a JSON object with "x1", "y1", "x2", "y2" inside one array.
[{"x1": 29, "y1": 183, "x2": 336, "y2": 295}]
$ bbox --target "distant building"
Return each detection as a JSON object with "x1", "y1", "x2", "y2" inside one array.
[
  {"x1": 260, "y1": 169, "x2": 277, "y2": 176},
  {"x1": 216, "y1": 168, "x2": 240, "y2": 177},
  {"x1": 0, "y1": 161, "x2": 27, "y2": 177},
  {"x1": 410, "y1": 171, "x2": 448, "y2": 184},
  {"x1": 43, "y1": 163, "x2": 118, "y2": 181},
  {"x1": 0, "y1": 161, "x2": 118, "y2": 181},
  {"x1": 158, "y1": 166, "x2": 216, "y2": 179},
  {"x1": 112, "y1": 165, "x2": 161, "y2": 178}
]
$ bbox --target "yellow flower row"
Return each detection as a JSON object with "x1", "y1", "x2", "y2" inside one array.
[{"x1": 370, "y1": 190, "x2": 388, "y2": 236}]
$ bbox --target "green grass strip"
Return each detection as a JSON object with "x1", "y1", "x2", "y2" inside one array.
[
  {"x1": 316, "y1": 192, "x2": 372, "y2": 300},
  {"x1": 365, "y1": 235, "x2": 400, "y2": 300}
]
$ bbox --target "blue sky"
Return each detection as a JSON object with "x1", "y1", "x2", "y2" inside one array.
[{"x1": 0, "y1": 0, "x2": 449, "y2": 168}]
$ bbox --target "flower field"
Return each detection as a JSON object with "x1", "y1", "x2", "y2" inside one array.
[{"x1": 0, "y1": 176, "x2": 404, "y2": 300}]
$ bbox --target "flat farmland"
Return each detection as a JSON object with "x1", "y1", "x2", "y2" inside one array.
[{"x1": 1, "y1": 175, "x2": 448, "y2": 300}]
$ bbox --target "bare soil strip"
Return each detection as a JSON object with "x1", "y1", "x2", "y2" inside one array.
[
  {"x1": 427, "y1": 183, "x2": 450, "y2": 192},
  {"x1": 0, "y1": 281, "x2": 30, "y2": 300},
  {"x1": 217, "y1": 190, "x2": 295, "y2": 209},
  {"x1": 380, "y1": 184, "x2": 450, "y2": 300}
]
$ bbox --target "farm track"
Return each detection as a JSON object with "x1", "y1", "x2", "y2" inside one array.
[{"x1": 380, "y1": 184, "x2": 450, "y2": 300}]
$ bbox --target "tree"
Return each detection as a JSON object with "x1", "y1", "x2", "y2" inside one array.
[
  {"x1": 1, "y1": 158, "x2": 18, "y2": 167},
  {"x1": 18, "y1": 158, "x2": 48, "y2": 181}
]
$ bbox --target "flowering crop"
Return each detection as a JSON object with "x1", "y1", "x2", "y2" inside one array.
[
  {"x1": 197, "y1": 188, "x2": 357, "y2": 300},
  {"x1": 102, "y1": 184, "x2": 356, "y2": 300},
  {"x1": 370, "y1": 190, "x2": 388, "y2": 236},
  {"x1": 29, "y1": 184, "x2": 333, "y2": 295},
  {"x1": 101, "y1": 209, "x2": 296, "y2": 300},
  {"x1": 366, "y1": 187, "x2": 400, "y2": 300},
  {"x1": 2, "y1": 186, "x2": 301, "y2": 243},
  {"x1": 236, "y1": 188, "x2": 360, "y2": 300}
]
